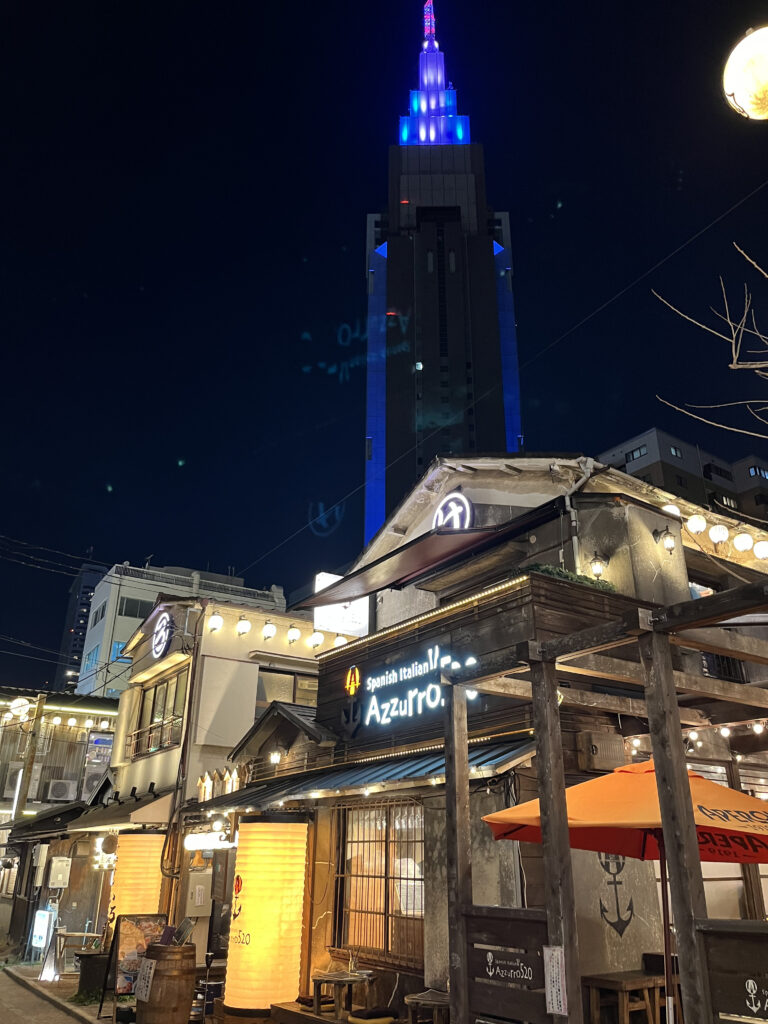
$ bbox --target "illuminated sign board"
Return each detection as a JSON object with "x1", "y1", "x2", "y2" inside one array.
[
  {"x1": 432, "y1": 492, "x2": 473, "y2": 530},
  {"x1": 349, "y1": 643, "x2": 476, "y2": 729},
  {"x1": 152, "y1": 612, "x2": 173, "y2": 660},
  {"x1": 313, "y1": 572, "x2": 369, "y2": 638}
]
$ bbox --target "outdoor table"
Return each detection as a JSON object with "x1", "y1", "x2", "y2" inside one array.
[
  {"x1": 403, "y1": 988, "x2": 450, "y2": 1024},
  {"x1": 582, "y1": 970, "x2": 664, "y2": 1024},
  {"x1": 311, "y1": 970, "x2": 373, "y2": 1020}
]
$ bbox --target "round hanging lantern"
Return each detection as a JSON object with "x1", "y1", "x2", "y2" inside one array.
[{"x1": 723, "y1": 27, "x2": 768, "y2": 120}]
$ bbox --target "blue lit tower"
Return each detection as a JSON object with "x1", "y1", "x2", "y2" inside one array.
[{"x1": 363, "y1": 1, "x2": 522, "y2": 543}]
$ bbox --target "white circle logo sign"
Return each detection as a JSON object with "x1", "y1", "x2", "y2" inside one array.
[
  {"x1": 152, "y1": 612, "x2": 173, "y2": 660},
  {"x1": 432, "y1": 492, "x2": 473, "y2": 531}
]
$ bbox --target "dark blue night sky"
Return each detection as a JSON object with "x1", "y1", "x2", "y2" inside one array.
[{"x1": 2, "y1": 1, "x2": 767, "y2": 685}]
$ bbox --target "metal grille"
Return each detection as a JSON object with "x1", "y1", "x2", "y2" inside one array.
[{"x1": 333, "y1": 799, "x2": 424, "y2": 968}]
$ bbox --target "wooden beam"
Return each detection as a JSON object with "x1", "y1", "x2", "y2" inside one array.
[
  {"x1": 528, "y1": 658, "x2": 583, "y2": 1024},
  {"x1": 669, "y1": 626, "x2": 768, "y2": 666},
  {"x1": 638, "y1": 631, "x2": 712, "y2": 1023},
  {"x1": 443, "y1": 683, "x2": 472, "y2": 1024},
  {"x1": 473, "y1": 675, "x2": 708, "y2": 726},
  {"x1": 726, "y1": 760, "x2": 767, "y2": 922},
  {"x1": 534, "y1": 611, "x2": 646, "y2": 662},
  {"x1": 651, "y1": 581, "x2": 768, "y2": 632},
  {"x1": 558, "y1": 653, "x2": 768, "y2": 709}
]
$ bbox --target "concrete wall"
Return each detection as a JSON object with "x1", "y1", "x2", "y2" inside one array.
[
  {"x1": 573, "y1": 850, "x2": 663, "y2": 975},
  {"x1": 575, "y1": 499, "x2": 690, "y2": 604}
]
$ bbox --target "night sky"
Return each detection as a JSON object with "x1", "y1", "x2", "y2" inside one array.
[{"x1": 2, "y1": 1, "x2": 767, "y2": 686}]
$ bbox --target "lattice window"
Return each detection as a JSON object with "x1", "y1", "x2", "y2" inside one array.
[{"x1": 332, "y1": 799, "x2": 424, "y2": 968}]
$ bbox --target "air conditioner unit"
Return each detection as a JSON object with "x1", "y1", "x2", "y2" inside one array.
[
  {"x1": 3, "y1": 762, "x2": 42, "y2": 801},
  {"x1": 3, "y1": 763, "x2": 23, "y2": 799},
  {"x1": 81, "y1": 769, "x2": 104, "y2": 801},
  {"x1": 576, "y1": 732, "x2": 626, "y2": 773},
  {"x1": 47, "y1": 779, "x2": 78, "y2": 802}
]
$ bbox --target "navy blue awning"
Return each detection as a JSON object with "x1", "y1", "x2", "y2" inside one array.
[{"x1": 195, "y1": 739, "x2": 534, "y2": 813}]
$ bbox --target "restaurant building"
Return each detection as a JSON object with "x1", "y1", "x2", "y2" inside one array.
[
  {"x1": 33, "y1": 593, "x2": 353, "y2": 962},
  {"x1": 199, "y1": 455, "x2": 768, "y2": 1017}
]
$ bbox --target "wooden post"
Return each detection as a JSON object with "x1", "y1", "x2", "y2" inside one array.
[
  {"x1": 528, "y1": 656, "x2": 583, "y2": 1024},
  {"x1": 726, "y1": 760, "x2": 766, "y2": 921},
  {"x1": 443, "y1": 682, "x2": 472, "y2": 1024},
  {"x1": 638, "y1": 630, "x2": 713, "y2": 1023},
  {"x1": 16, "y1": 696, "x2": 45, "y2": 816}
]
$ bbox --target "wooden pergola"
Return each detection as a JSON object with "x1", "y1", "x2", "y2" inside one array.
[{"x1": 442, "y1": 580, "x2": 768, "y2": 1024}]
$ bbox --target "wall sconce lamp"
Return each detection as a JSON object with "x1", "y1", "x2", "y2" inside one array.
[
  {"x1": 269, "y1": 750, "x2": 283, "y2": 765},
  {"x1": 308, "y1": 630, "x2": 324, "y2": 649},
  {"x1": 286, "y1": 624, "x2": 302, "y2": 645},
  {"x1": 262, "y1": 619, "x2": 277, "y2": 641},
  {"x1": 653, "y1": 526, "x2": 676, "y2": 553},
  {"x1": 589, "y1": 552, "x2": 609, "y2": 579},
  {"x1": 208, "y1": 612, "x2": 224, "y2": 633},
  {"x1": 333, "y1": 634, "x2": 348, "y2": 647}
]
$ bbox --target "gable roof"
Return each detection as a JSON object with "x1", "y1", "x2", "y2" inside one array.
[{"x1": 228, "y1": 701, "x2": 337, "y2": 761}]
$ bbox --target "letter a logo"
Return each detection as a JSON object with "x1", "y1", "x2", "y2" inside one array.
[{"x1": 345, "y1": 666, "x2": 361, "y2": 696}]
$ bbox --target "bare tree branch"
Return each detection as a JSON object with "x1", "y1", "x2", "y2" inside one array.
[
  {"x1": 651, "y1": 290, "x2": 735, "y2": 344},
  {"x1": 656, "y1": 395, "x2": 768, "y2": 439},
  {"x1": 735, "y1": 243, "x2": 768, "y2": 280}
]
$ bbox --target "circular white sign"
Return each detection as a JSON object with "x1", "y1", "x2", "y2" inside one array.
[
  {"x1": 432, "y1": 492, "x2": 473, "y2": 531},
  {"x1": 152, "y1": 612, "x2": 173, "y2": 660}
]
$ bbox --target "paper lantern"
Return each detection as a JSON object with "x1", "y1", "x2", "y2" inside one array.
[
  {"x1": 109, "y1": 833, "x2": 165, "y2": 921},
  {"x1": 223, "y1": 816, "x2": 308, "y2": 1012}
]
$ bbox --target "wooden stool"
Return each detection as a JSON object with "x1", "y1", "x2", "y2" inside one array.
[
  {"x1": 582, "y1": 971, "x2": 664, "y2": 1024},
  {"x1": 404, "y1": 989, "x2": 449, "y2": 1024}
]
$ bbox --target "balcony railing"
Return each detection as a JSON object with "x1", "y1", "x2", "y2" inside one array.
[{"x1": 125, "y1": 715, "x2": 183, "y2": 760}]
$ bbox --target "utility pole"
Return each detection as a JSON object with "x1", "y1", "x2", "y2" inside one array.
[{"x1": 15, "y1": 696, "x2": 46, "y2": 817}]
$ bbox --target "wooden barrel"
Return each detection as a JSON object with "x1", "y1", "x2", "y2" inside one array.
[{"x1": 137, "y1": 944, "x2": 197, "y2": 1024}]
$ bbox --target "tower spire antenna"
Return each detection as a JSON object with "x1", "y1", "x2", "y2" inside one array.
[{"x1": 423, "y1": 0, "x2": 437, "y2": 49}]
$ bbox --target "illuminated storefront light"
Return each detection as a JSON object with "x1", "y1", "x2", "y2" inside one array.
[
  {"x1": 109, "y1": 833, "x2": 165, "y2": 921},
  {"x1": 223, "y1": 817, "x2": 309, "y2": 1012}
]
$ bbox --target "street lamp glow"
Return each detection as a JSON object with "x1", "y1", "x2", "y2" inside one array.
[{"x1": 723, "y1": 27, "x2": 768, "y2": 120}]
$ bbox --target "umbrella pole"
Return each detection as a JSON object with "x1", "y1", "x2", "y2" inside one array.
[{"x1": 657, "y1": 832, "x2": 676, "y2": 1024}]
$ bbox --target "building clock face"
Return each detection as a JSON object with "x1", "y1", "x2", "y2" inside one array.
[
  {"x1": 151, "y1": 612, "x2": 172, "y2": 660},
  {"x1": 432, "y1": 491, "x2": 473, "y2": 531}
]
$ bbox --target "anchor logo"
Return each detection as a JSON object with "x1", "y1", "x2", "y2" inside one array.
[
  {"x1": 746, "y1": 978, "x2": 761, "y2": 1015},
  {"x1": 340, "y1": 701, "x2": 361, "y2": 738},
  {"x1": 598, "y1": 853, "x2": 635, "y2": 938}
]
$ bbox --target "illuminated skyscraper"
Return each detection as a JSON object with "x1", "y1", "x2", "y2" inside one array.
[{"x1": 363, "y1": 1, "x2": 522, "y2": 542}]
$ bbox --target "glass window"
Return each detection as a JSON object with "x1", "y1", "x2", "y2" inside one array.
[
  {"x1": 83, "y1": 645, "x2": 100, "y2": 674},
  {"x1": 174, "y1": 669, "x2": 188, "y2": 716},
  {"x1": 625, "y1": 445, "x2": 648, "y2": 463},
  {"x1": 111, "y1": 641, "x2": 131, "y2": 664},
  {"x1": 295, "y1": 676, "x2": 318, "y2": 707},
  {"x1": 257, "y1": 670, "x2": 294, "y2": 704},
  {"x1": 334, "y1": 802, "x2": 424, "y2": 967},
  {"x1": 670, "y1": 446, "x2": 682, "y2": 458},
  {"x1": 139, "y1": 688, "x2": 154, "y2": 731},
  {"x1": 152, "y1": 682, "x2": 167, "y2": 724},
  {"x1": 118, "y1": 597, "x2": 155, "y2": 619}
]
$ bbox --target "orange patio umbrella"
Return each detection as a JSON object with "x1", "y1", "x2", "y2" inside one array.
[
  {"x1": 483, "y1": 758, "x2": 768, "y2": 863},
  {"x1": 483, "y1": 759, "x2": 768, "y2": 1023}
]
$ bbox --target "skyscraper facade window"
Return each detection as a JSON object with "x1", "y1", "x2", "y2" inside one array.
[{"x1": 363, "y1": 1, "x2": 522, "y2": 542}]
